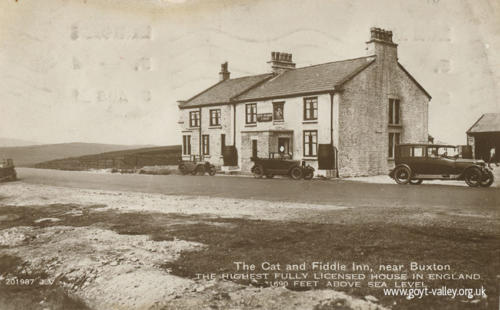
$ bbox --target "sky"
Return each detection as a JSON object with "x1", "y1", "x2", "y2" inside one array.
[{"x1": 0, "y1": 0, "x2": 499, "y2": 146}]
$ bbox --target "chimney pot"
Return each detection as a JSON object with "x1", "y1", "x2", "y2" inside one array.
[{"x1": 267, "y1": 51, "x2": 296, "y2": 74}]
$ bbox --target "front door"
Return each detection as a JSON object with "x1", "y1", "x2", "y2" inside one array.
[{"x1": 278, "y1": 138, "x2": 290, "y2": 157}]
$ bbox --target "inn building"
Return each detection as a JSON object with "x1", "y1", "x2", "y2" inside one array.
[{"x1": 177, "y1": 28, "x2": 431, "y2": 177}]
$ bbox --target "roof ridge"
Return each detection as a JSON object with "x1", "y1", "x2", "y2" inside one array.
[
  {"x1": 226, "y1": 72, "x2": 273, "y2": 81},
  {"x1": 295, "y1": 55, "x2": 375, "y2": 70}
]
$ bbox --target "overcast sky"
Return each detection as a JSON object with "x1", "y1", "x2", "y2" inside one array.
[{"x1": 0, "y1": 0, "x2": 499, "y2": 146}]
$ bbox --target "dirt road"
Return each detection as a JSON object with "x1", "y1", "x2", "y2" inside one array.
[{"x1": 16, "y1": 168, "x2": 500, "y2": 211}]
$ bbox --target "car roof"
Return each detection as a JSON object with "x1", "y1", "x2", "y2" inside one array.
[{"x1": 397, "y1": 143, "x2": 457, "y2": 148}]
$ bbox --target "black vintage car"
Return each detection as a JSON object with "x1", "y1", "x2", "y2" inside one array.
[
  {"x1": 389, "y1": 144, "x2": 494, "y2": 187},
  {"x1": 251, "y1": 153, "x2": 315, "y2": 180},
  {"x1": 178, "y1": 156, "x2": 216, "y2": 176}
]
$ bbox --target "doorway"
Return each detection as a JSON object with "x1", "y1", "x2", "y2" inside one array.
[{"x1": 278, "y1": 138, "x2": 290, "y2": 156}]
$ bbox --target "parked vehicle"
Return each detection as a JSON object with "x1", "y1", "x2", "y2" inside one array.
[
  {"x1": 0, "y1": 159, "x2": 17, "y2": 182},
  {"x1": 251, "y1": 153, "x2": 315, "y2": 180},
  {"x1": 178, "y1": 156, "x2": 216, "y2": 176},
  {"x1": 389, "y1": 144, "x2": 493, "y2": 187}
]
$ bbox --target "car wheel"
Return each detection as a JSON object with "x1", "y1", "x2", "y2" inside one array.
[
  {"x1": 196, "y1": 165, "x2": 205, "y2": 176},
  {"x1": 253, "y1": 165, "x2": 264, "y2": 178},
  {"x1": 208, "y1": 166, "x2": 216, "y2": 176},
  {"x1": 179, "y1": 164, "x2": 188, "y2": 175},
  {"x1": 265, "y1": 174, "x2": 274, "y2": 179},
  {"x1": 393, "y1": 166, "x2": 411, "y2": 185},
  {"x1": 464, "y1": 167, "x2": 482, "y2": 187},
  {"x1": 409, "y1": 179, "x2": 423, "y2": 185},
  {"x1": 479, "y1": 169, "x2": 494, "y2": 187},
  {"x1": 290, "y1": 166, "x2": 303, "y2": 180},
  {"x1": 303, "y1": 169, "x2": 314, "y2": 180}
]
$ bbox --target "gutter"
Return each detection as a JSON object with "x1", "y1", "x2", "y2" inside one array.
[
  {"x1": 330, "y1": 92, "x2": 334, "y2": 145},
  {"x1": 233, "y1": 103, "x2": 236, "y2": 145},
  {"x1": 199, "y1": 107, "x2": 202, "y2": 160}
]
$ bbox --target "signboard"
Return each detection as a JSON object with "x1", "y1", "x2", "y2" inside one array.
[{"x1": 257, "y1": 113, "x2": 272, "y2": 122}]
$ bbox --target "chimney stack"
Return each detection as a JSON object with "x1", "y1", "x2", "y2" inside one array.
[
  {"x1": 366, "y1": 27, "x2": 398, "y2": 62},
  {"x1": 267, "y1": 52, "x2": 296, "y2": 74},
  {"x1": 219, "y1": 62, "x2": 230, "y2": 81}
]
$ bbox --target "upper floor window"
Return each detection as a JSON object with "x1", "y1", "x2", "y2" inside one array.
[
  {"x1": 273, "y1": 102, "x2": 284, "y2": 121},
  {"x1": 210, "y1": 109, "x2": 221, "y2": 126},
  {"x1": 303, "y1": 97, "x2": 318, "y2": 120},
  {"x1": 388, "y1": 99, "x2": 400, "y2": 125},
  {"x1": 303, "y1": 130, "x2": 318, "y2": 157},
  {"x1": 246, "y1": 103, "x2": 257, "y2": 124},
  {"x1": 189, "y1": 111, "x2": 200, "y2": 127}
]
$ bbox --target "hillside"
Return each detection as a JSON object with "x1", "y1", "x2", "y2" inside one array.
[
  {"x1": 34, "y1": 145, "x2": 181, "y2": 170},
  {"x1": 0, "y1": 143, "x2": 154, "y2": 167}
]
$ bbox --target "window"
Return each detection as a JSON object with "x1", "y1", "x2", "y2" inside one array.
[
  {"x1": 189, "y1": 111, "x2": 200, "y2": 127},
  {"x1": 246, "y1": 103, "x2": 257, "y2": 124},
  {"x1": 273, "y1": 102, "x2": 284, "y2": 121},
  {"x1": 303, "y1": 130, "x2": 318, "y2": 157},
  {"x1": 252, "y1": 140, "x2": 258, "y2": 158},
  {"x1": 202, "y1": 135, "x2": 209, "y2": 155},
  {"x1": 427, "y1": 147, "x2": 439, "y2": 158},
  {"x1": 412, "y1": 147, "x2": 424, "y2": 157},
  {"x1": 182, "y1": 135, "x2": 191, "y2": 155},
  {"x1": 303, "y1": 97, "x2": 318, "y2": 120},
  {"x1": 388, "y1": 99, "x2": 400, "y2": 125},
  {"x1": 210, "y1": 109, "x2": 221, "y2": 126},
  {"x1": 221, "y1": 134, "x2": 225, "y2": 154},
  {"x1": 388, "y1": 132, "x2": 400, "y2": 158}
]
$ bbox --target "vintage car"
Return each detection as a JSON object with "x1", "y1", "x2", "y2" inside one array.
[
  {"x1": 178, "y1": 156, "x2": 216, "y2": 176},
  {"x1": 251, "y1": 153, "x2": 315, "y2": 180},
  {"x1": 0, "y1": 159, "x2": 17, "y2": 182},
  {"x1": 389, "y1": 144, "x2": 494, "y2": 187}
]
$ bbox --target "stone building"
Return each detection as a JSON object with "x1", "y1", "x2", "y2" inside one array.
[{"x1": 177, "y1": 28, "x2": 431, "y2": 177}]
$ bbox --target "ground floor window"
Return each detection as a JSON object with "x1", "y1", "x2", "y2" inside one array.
[
  {"x1": 202, "y1": 135, "x2": 210, "y2": 155},
  {"x1": 182, "y1": 135, "x2": 191, "y2": 155},
  {"x1": 388, "y1": 132, "x2": 400, "y2": 159},
  {"x1": 303, "y1": 130, "x2": 318, "y2": 157}
]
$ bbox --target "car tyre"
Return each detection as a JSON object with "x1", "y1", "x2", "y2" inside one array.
[
  {"x1": 464, "y1": 167, "x2": 482, "y2": 187},
  {"x1": 253, "y1": 165, "x2": 264, "y2": 178},
  {"x1": 393, "y1": 166, "x2": 411, "y2": 185},
  {"x1": 303, "y1": 169, "x2": 314, "y2": 180},
  {"x1": 196, "y1": 165, "x2": 205, "y2": 176},
  {"x1": 208, "y1": 166, "x2": 216, "y2": 176},
  {"x1": 179, "y1": 164, "x2": 188, "y2": 175},
  {"x1": 409, "y1": 179, "x2": 423, "y2": 185},
  {"x1": 290, "y1": 166, "x2": 303, "y2": 180},
  {"x1": 479, "y1": 169, "x2": 494, "y2": 188}
]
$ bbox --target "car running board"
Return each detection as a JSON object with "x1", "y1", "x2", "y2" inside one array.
[{"x1": 413, "y1": 174, "x2": 460, "y2": 180}]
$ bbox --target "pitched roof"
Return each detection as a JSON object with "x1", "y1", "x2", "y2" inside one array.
[
  {"x1": 179, "y1": 73, "x2": 273, "y2": 108},
  {"x1": 234, "y1": 56, "x2": 376, "y2": 101},
  {"x1": 467, "y1": 113, "x2": 500, "y2": 133},
  {"x1": 397, "y1": 63, "x2": 432, "y2": 99}
]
